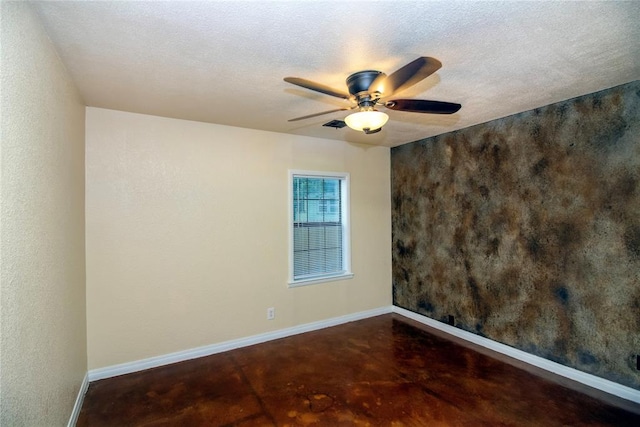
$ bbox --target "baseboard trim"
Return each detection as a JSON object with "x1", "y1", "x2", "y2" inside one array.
[
  {"x1": 392, "y1": 306, "x2": 640, "y2": 405},
  {"x1": 85, "y1": 305, "x2": 639, "y2": 406},
  {"x1": 67, "y1": 372, "x2": 89, "y2": 427},
  {"x1": 88, "y1": 306, "x2": 392, "y2": 382}
]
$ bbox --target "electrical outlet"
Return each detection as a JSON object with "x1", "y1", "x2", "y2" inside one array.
[{"x1": 267, "y1": 307, "x2": 275, "y2": 320}]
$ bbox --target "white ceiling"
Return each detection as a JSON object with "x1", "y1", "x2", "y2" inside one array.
[{"x1": 32, "y1": 1, "x2": 640, "y2": 147}]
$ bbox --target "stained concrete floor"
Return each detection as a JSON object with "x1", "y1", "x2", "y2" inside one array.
[{"x1": 77, "y1": 314, "x2": 640, "y2": 426}]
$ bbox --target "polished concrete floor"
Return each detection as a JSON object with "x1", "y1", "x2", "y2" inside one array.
[{"x1": 77, "y1": 314, "x2": 640, "y2": 426}]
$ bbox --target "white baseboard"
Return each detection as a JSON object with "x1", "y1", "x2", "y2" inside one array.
[
  {"x1": 67, "y1": 372, "x2": 89, "y2": 427},
  {"x1": 84, "y1": 304, "x2": 639, "y2": 408},
  {"x1": 392, "y1": 306, "x2": 640, "y2": 405},
  {"x1": 88, "y1": 306, "x2": 392, "y2": 382}
]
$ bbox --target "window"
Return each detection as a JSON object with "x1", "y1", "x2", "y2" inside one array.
[{"x1": 289, "y1": 170, "x2": 352, "y2": 287}]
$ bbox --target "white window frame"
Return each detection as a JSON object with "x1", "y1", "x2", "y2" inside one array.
[{"x1": 288, "y1": 170, "x2": 353, "y2": 287}]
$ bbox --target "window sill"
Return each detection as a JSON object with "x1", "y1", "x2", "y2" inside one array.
[{"x1": 288, "y1": 272, "x2": 354, "y2": 288}]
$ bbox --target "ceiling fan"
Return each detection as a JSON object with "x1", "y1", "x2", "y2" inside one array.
[{"x1": 284, "y1": 57, "x2": 461, "y2": 134}]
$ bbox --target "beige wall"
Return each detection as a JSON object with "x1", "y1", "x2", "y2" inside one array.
[
  {"x1": 1, "y1": 3, "x2": 87, "y2": 425},
  {"x1": 85, "y1": 108, "x2": 391, "y2": 369}
]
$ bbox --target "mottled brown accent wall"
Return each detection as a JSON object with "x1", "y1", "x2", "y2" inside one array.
[{"x1": 391, "y1": 81, "x2": 640, "y2": 389}]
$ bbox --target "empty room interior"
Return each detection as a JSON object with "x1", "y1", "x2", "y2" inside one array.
[{"x1": 2, "y1": 1, "x2": 640, "y2": 426}]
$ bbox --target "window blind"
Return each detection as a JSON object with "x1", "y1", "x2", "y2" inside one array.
[{"x1": 292, "y1": 176, "x2": 344, "y2": 279}]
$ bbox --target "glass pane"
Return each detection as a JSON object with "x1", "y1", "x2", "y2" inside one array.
[
  {"x1": 325, "y1": 225, "x2": 342, "y2": 249},
  {"x1": 324, "y1": 248, "x2": 342, "y2": 272},
  {"x1": 323, "y1": 179, "x2": 339, "y2": 199},
  {"x1": 307, "y1": 200, "x2": 323, "y2": 222},
  {"x1": 323, "y1": 200, "x2": 340, "y2": 223},
  {"x1": 307, "y1": 249, "x2": 326, "y2": 275},
  {"x1": 294, "y1": 251, "x2": 309, "y2": 277},
  {"x1": 294, "y1": 227, "x2": 309, "y2": 251},
  {"x1": 308, "y1": 227, "x2": 325, "y2": 250},
  {"x1": 293, "y1": 177, "x2": 307, "y2": 201},
  {"x1": 307, "y1": 179, "x2": 323, "y2": 199},
  {"x1": 293, "y1": 200, "x2": 307, "y2": 222}
]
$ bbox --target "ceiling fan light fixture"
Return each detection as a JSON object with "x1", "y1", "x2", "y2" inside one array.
[
  {"x1": 344, "y1": 110, "x2": 389, "y2": 133},
  {"x1": 284, "y1": 57, "x2": 460, "y2": 129}
]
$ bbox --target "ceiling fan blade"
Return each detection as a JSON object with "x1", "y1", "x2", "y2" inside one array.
[
  {"x1": 385, "y1": 99, "x2": 461, "y2": 114},
  {"x1": 284, "y1": 77, "x2": 350, "y2": 99},
  {"x1": 288, "y1": 108, "x2": 351, "y2": 122},
  {"x1": 371, "y1": 57, "x2": 442, "y2": 97}
]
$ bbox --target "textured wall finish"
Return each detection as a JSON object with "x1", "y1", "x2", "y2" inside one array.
[
  {"x1": 392, "y1": 81, "x2": 640, "y2": 389},
  {"x1": 1, "y1": 2, "x2": 87, "y2": 425}
]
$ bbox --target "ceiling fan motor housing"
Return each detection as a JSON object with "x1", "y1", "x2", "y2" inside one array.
[{"x1": 346, "y1": 70, "x2": 385, "y2": 97}]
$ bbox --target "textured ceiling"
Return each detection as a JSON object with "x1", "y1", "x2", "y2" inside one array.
[{"x1": 32, "y1": 1, "x2": 640, "y2": 147}]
